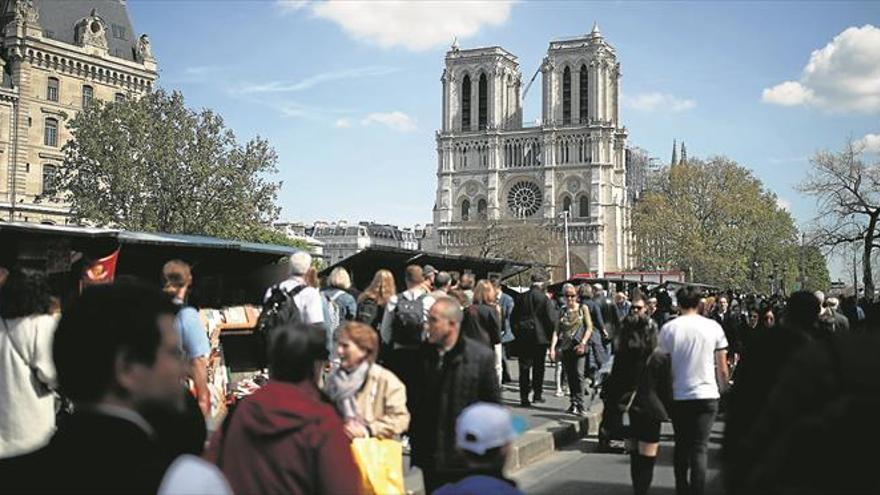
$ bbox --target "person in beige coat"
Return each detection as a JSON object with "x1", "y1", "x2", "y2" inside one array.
[{"x1": 325, "y1": 321, "x2": 410, "y2": 439}]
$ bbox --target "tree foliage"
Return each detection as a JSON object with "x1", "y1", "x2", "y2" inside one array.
[
  {"x1": 53, "y1": 90, "x2": 283, "y2": 244},
  {"x1": 633, "y1": 156, "x2": 827, "y2": 293},
  {"x1": 799, "y1": 139, "x2": 880, "y2": 299},
  {"x1": 457, "y1": 220, "x2": 564, "y2": 283}
]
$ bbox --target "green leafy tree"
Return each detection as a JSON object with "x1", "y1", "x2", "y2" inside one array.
[
  {"x1": 53, "y1": 90, "x2": 283, "y2": 244},
  {"x1": 632, "y1": 156, "x2": 825, "y2": 292}
]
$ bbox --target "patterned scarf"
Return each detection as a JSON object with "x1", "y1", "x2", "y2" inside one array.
[{"x1": 325, "y1": 361, "x2": 370, "y2": 420}]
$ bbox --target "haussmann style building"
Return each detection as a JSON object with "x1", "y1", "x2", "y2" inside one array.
[
  {"x1": 430, "y1": 24, "x2": 633, "y2": 276},
  {"x1": 0, "y1": 0, "x2": 157, "y2": 225}
]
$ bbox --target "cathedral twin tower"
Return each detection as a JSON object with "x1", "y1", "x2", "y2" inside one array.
[{"x1": 431, "y1": 24, "x2": 631, "y2": 276}]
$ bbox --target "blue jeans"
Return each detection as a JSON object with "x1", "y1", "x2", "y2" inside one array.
[{"x1": 670, "y1": 399, "x2": 718, "y2": 495}]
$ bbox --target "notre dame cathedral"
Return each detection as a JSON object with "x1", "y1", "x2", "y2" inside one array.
[{"x1": 429, "y1": 24, "x2": 632, "y2": 276}]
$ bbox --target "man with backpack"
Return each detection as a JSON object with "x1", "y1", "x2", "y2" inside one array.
[
  {"x1": 380, "y1": 265, "x2": 435, "y2": 416},
  {"x1": 260, "y1": 251, "x2": 324, "y2": 332}
]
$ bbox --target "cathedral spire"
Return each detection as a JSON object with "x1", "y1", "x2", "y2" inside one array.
[
  {"x1": 590, "y1": 21, "x2": 601, "y2": 38},
  {"x1": 671, "y1": 139, "x2": 678, "y2": 166},
  {"x1": 680, "y1": 141, "x2": 687, "y2": 164}
]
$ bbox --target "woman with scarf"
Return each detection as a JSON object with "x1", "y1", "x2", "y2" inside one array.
[{"x1": 325, "y1": 321, "x2": 411, "y2": 439}]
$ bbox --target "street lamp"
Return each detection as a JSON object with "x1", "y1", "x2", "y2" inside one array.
[{"x1": 559, "y1": 209, "x2": 571, "y2": 279}]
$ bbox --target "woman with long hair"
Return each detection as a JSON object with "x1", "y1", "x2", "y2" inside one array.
[
  {"x1": 356, "y1": 269, "x2": 396, "y2": 332},
  {"x1": 0, "y1": 269, "x2": 58, "y2": 458},
  {"x1": 602, "y1": 313, "x2": 672, "y2": 495},
  {"x1": 462, "y1": 280, "x2": 503, "y2": 384}
]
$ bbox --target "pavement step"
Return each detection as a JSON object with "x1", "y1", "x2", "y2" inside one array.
[{"x1": 507, "y1": 400, "x2": 603, "y2": 472}]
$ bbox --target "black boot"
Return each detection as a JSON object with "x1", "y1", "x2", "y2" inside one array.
[{"x1": 630, "y1": 453, "x2": 656, "y2": 495}]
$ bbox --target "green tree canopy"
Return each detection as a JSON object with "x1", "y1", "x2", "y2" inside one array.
[
  {"x1": 633, "y1": 156, "x2": 829, "y2": 293},
  {"x1": 54, "y1": 89, "x2": 285, "y2": 245}
]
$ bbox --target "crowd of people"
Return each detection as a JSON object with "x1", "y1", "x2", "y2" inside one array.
[{"x1": 0, "y1": 253, "x2": 878, "y2": 494}]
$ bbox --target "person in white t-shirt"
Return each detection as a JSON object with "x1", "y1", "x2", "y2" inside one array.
[{"x1": 659, "y1": 286, "x2": 729, "y2": 495}]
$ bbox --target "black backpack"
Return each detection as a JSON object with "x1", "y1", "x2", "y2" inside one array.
[
  {"x1": 357, "y1": 297, "x2": 380, "y2": 326},
  {"x1": 391, "y1": 294, "x2": 426, "y2": 346},
  {"x1": 257, "y1": 284, "x2": 307, "y2": 336}
]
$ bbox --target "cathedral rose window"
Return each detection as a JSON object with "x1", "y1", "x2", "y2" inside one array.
[{"x1": 507, "y1": 181, "x2": 542, "y2": 217}]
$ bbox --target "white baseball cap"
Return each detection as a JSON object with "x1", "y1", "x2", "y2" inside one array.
[{"x1": 455, "y1": 403, "x2": 523, "y2": 455}]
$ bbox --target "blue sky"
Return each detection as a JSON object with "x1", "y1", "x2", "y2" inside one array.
[{"x1": 128, "y1": 1, "x2": 878, "y2": 277}]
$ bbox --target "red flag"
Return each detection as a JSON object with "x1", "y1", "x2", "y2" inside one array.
[{"x1": 81, "y1": 249, "x2": 120, "y2": 288}]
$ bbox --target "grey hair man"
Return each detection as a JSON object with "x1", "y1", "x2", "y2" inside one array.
[{"x1": 262, "y1": 251, "x2": 324, "y2": 325}]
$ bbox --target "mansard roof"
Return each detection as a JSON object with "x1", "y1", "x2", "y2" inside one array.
[{"x1": 35, "y1": 0, "x2": 141, "y2": 62}]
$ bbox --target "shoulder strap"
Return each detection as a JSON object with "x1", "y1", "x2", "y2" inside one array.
[
  {"x1": 624, "y1": 352, "x2": 654, "y2": 412},
  {"x1": 329, "y1": 290, "x2": 344, "y2": 303}
]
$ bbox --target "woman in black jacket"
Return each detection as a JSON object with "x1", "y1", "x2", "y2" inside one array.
[{"x1": 602, "y1": 311, "x2": 672, "y2": 495}]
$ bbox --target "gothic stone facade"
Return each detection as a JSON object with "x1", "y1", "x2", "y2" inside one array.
[
  {"x1": 0, "y1": 0, "x2": 157, "y2": 224},
  {"x1": 432, "y1": 26, "x2": 631, "y2": 276}
]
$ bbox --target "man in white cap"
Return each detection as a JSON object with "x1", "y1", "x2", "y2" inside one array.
[
  {"x1": 434, "y1": 402, "x2": 524, "y2": 495},
  {"x1": 262, "y1": 251, "x2": 324, "y2": 325}
]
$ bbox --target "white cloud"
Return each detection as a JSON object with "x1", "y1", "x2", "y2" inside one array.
[
  {"x1": 282, "y1": 0, "x2": 514, "y2": 51},
  {"x1": 762, "y1": 81, "x2": 814, "y2": 106},
  {"x1": 335, "y1": 118, "x2": 353, "y2": 128},
  {"x1": 234, "y1": 66, "x2": 398, "y2": 94},
  {"x1": 624, "y1": 92, "x2": 696, "y2": 112},
  {"x1": 776, "y1": 197, "x2": 791, "y2": 211},
  {"x1": 762, "y1": 25, "x2": 880, "y2": 112},
  {"x1": 361, "y1": 111, "x2": 417, "y2": 132},
  {"x1": 858, "y1": 133, "x2": 880, "y2": 153}
]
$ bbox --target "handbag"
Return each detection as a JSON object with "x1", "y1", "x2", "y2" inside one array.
[
  {"x1": 2, "y1": 318, "x2": 53, "y2": 398},
  {"x1": 351, "y1": 437, "x2": 406, "y2": 495}
]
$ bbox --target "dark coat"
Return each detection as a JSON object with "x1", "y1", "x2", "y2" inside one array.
[
  {"x1": 0, "y1": 409, "x2": 172, "y2": 494},
  {"x1": 595, "y1": 295, "x2": 620, "y2": 338},
  {"x1": 582, "y1": 298, "x2": 605, "y2": 333},
  {"x1": 511, "y1": 287, "x2": 557, "y2": 347},
  {"x1": 410, "y1": 336, "x2": 501, "y2": 474},
  {"x1": 714, "y1": 311, "x2": 740, "y2": 355},
  {"x1": 603, "y1": 348, "x2": 672, "y2": 422},
  {"x1": 462, "y1": 303, "x2": 501, "y2": 346},
  {"x1": 206, "y1": 380, "x2": 360, "y2": 495}
]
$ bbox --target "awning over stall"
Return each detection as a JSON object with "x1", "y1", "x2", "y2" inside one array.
[{"x1": 319, "y1": 246, "x2": 534, "y2": 291}]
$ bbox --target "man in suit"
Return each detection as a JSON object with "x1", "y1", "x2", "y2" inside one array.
[
  {"x1": 0, "y1": 283, "x2": 227, "y2": 493},
  {"x1": 511, "y1": 273, "x2": 557, "y2": 407}
]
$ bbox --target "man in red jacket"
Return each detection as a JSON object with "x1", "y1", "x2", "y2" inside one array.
[{"x1": 207, "y1": 323, "x2": 361, "y2": 494}]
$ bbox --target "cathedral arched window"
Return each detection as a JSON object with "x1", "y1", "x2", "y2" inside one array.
[
  {"x1": 478, "y1": 73, "x2": 488, "y2": 130},
  {"x1": 461, "y1": 75, "x2": 471, "y2": 131},
  {"x1": 562, "y1": 196, "x2": 572, "y2": 214},
  {"x1": 477, "y1": 199, "x2": 487, "y2": 219},
  {"x1": 579, "y1": 64, "x2": 588, "y2": 123},
  {"x1": 562, "y1": 66, "x2": 571, "y2": 125},
  {"x1": 47, "y1": 77, "x2": 59, "y2": 102},
  {"x1": 579, "y1": 195, "x2": 590, "y2": 218},
  {"x1": 461, "y1": 199, "x2": 471, "y2": 221},
  {"x1": 44, "y1": 118, "x2": 58, "y2": 147}
]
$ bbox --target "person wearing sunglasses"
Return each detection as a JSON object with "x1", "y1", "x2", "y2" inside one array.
[{"x1": 550, "y1": 284, "x2": 593, "y2": 417}]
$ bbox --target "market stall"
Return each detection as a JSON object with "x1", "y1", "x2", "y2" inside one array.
[{"x1": 0, "y1": 222, "x2": 300, "y2": 427}]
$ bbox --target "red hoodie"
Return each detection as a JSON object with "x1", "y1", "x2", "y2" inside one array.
[{"x1": 206, "y1": 380, "x2": 361, "y2": 495}]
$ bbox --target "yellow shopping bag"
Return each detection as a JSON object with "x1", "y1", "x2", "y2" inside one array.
[{"x1": 351, "y1": 437, "x2": 406, "y2": 495}]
